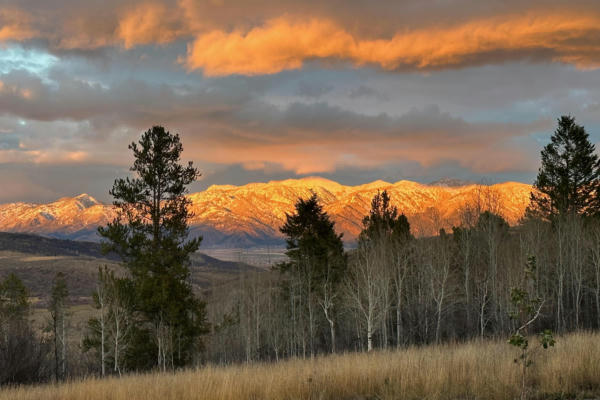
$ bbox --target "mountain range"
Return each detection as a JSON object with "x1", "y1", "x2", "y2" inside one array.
[{"x1": 0, "y1": 177, "x2": 533, "y2": 248}]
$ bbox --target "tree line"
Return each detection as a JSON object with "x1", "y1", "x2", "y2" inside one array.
[
  {"x1": 2, "y1": 116, "x2": 600, "y2": 383},
  {"x1": 203, "y1": 115, "x2": 600, "y2": 361}
]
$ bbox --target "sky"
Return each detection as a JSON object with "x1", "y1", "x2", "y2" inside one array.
[{"x1": 1, "y1": 0, "x2": 600, "y2": 203}]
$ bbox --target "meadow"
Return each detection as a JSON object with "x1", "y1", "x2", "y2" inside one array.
[{"x1": 2, "y1": 332, "x2": 598, "y2": 400}]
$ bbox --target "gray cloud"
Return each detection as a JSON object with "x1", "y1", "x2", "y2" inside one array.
[
  {"x1": 0, "y1": 133, "x2": 20, "y2": 150},
  {"x1": 0, "y1": 61, "x2": 549, "y2": 178},
  {"x1": 348, "y1": 85, "x2": 389, "y2": 101},
  {"x1": 0, "y1": 162, "x2": 128, "y2": 203},
  {"x1": 295, "y1": 81, "x2": 334, "y2": 98}
]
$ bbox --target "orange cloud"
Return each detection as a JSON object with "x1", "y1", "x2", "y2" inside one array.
[
  {"x1": 117, "y1": 2, "x2": 188, "y2": 49},
  {"x1": 4, "y1": 2, "x2": 600, "y2": 75},
  {"x1": 0, "y1": 149, "x2": 89, "y2": 164},
  {"x1": 185, "y1": 18, "x2": 354, "y2": 75},
  {"x1": 196, "y1": 128, "x2": 539, "y2": 176},
  {"x1": 0, "y1": 8, "x2": 35, "y2": 41},
  {"x1": 0, "y1": 2, "x2": 187, "y2": 50},
  {"x1": 185, "y1": 12, "x2": 600, "y2": 76}
]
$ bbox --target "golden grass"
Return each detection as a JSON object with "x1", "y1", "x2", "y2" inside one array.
[
  {"x1": 18, "y1": 256, "x2": 69, "y2": 262},
  {"x1": 2, "y1": 332, "x2": 599, "y2": 400}
]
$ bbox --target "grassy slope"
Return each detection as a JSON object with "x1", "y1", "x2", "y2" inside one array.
[
  {"x1": 0, "y1": 232, "x2": 260, "y2": 344},
  {"x1": 2, "y1": 332, "x2": 599, "y2": 400},
  {"x1": 0, "y1": 232, "x2": 259, "y2": 304}
]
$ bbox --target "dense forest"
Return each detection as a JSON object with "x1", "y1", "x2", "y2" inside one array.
[{"x1": 2, "y1": 116, "x2": 600, "y2": 384}]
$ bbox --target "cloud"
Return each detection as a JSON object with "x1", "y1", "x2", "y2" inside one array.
[
  {"x1": 348, "y1": 85, "x2": 388, "y2": 101},
  {"x1": 196, "y1": 102, "x2": 547, "y2": 174},
  {"x1": 184, "y1": 17, "x2": 353, "y2": 75},
  {"x1": 295, "y1": 81, "x2": 334, "y2": 98},
  {"x1": 3, "y1": 2, "x2": 600, "y2": 76},
  {"x1": 117, "y1": 2, "x2": 189, "y2": 49},
  {"x1": 0, "y1": 132, "x2": 20, "y2": 150},
  {"x1": 184, "y1": 12, "x2": 600, "y2": 76},
  {"x1": 3, "y1": 0, "x2": 600, "y2": 202},
  {"x1": 0, "y1": 162, "x2": 129, "y2": 203},
  {"x1": 0, "y1": 149, "x2": 89, "y2": 164},
  {"x1": 0, "y1": 8, "x2": 36, "y2": 41},
  {"x1": 0, "y1": 65, "x2": 548, "y2": 176}
]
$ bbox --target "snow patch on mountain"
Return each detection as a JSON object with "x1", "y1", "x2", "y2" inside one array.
[{"x1": 0, "y1": 178, "x2": 533, "y2": 247}]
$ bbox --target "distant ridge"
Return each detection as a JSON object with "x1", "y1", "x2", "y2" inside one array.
[
  {"x1": 428, "y1": 178, "x2": 477, "y2": 187},
  {"x1": 0, "y1": 231, "x2": 113, "y2": 259},
  {"x1": 0, "y1": 177, "x2": 533, "y2": 247},
  {"x1": 0, "y1": 232, "x2": 258, "y2": 303},
  {"x1": 0, "y1": 231, "x2": 256, "y2": 271}
]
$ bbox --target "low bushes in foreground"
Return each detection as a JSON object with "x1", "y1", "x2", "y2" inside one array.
[{"x1": 2, "y1": 332, "x2": 599, "y2": 400}]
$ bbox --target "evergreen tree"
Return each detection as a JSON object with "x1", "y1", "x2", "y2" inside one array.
[
  {"x1": 529, "y1": 115, "x2": 600, "y2": 219},
  {"x1": 278, "y1": 193, "x2": 347, "y2": 355},
  {"x1": 0, "y1": 274, "x2": 45, "y2": 385},
  {"x1": 0, "y1": 273, "x2": 29, "y2": 321},
  {"x1": 0, "y1": 273, "x2": 30, "y2": 346},
  {"x1": 98, "y1": 125, "x2": 208, "y2": 370},
  {"x1": 359, "y1": 190, "x2": 411, "y2": 246}
]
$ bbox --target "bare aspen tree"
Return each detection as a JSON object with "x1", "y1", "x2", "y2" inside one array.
[
  {"x1": 455, "y1": 194, "x2": 484, "y2": 334},
  {"x1": 378, "y1": 249, "x2": 392, "y2": 349},
  {"x1": 453, "y1": 228, "x2": 475, "y2": 334},
  {"x1": 476, "y1": 274, "x2": 491, "y2": 337},
  {"x1": 84, "y1": 267, "x2": 134, "y2": 376},
  {"x1": 426, "y1": 231, "x2": 454, "y2": 344},
  {"x1": 264, "y1": 273, "x2": 287, "y2": 361},
  {"x1": 95, "y1": 269, "x2": 108, "y2": 377},
  {"x1": 251, "y1": 271, "x2": 261, "y2": 358},
  {"x1": 392, "y1": 241, "x2": 412, "y2": 347},
  {"x1": 239, "y1": 271, "x2": 253, "y2": 362},
  {"x1": 305, "y1": 256, "x2": 316, "y2": 358},
  {"x1": 554, "y1": 218, "x2": 568, "y2": 333},
  {"x1": 564, "y1": 216, "x2": 585, "y2": 329},
  {"x1": 475, "y1": 210, "x2": 509, "y2": 334},
  {"x1": 345, "y1": 245, "x2": 387, "y2": 351},
  {"x1": 49, "y1": 272, "x2": 69, "y2": 382},
  {"x1": 108, "y1": 277, "x2": 133, "y2": 375},
  {"x1": 318, "y1": 262, "x2": 338, "y2": 353},
  {"x1": 238, "y1": 270, "x2": 263, "y2": 362},
  {"x1": 589, "y1": 223, "x2": 600, "y2": 328}
]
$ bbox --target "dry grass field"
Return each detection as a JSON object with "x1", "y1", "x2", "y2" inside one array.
[{"x1": 2, "y1": 332, "x2": 599, "y2": 400}]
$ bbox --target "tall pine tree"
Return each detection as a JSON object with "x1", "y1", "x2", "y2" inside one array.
[
  {"x1": 99, "y1": 126, "x2": 208, "y2": 370},
  {"x1": 529, "y1": 115, "x2": 600, "y2": 219},
  {"x1": 278, "y1": 193, "x2": 346, "y2": 355}
]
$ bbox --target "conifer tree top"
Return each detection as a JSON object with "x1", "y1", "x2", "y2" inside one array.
[{"x1": 529, "y1": 115, "x2": 600, "y2": 219}]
